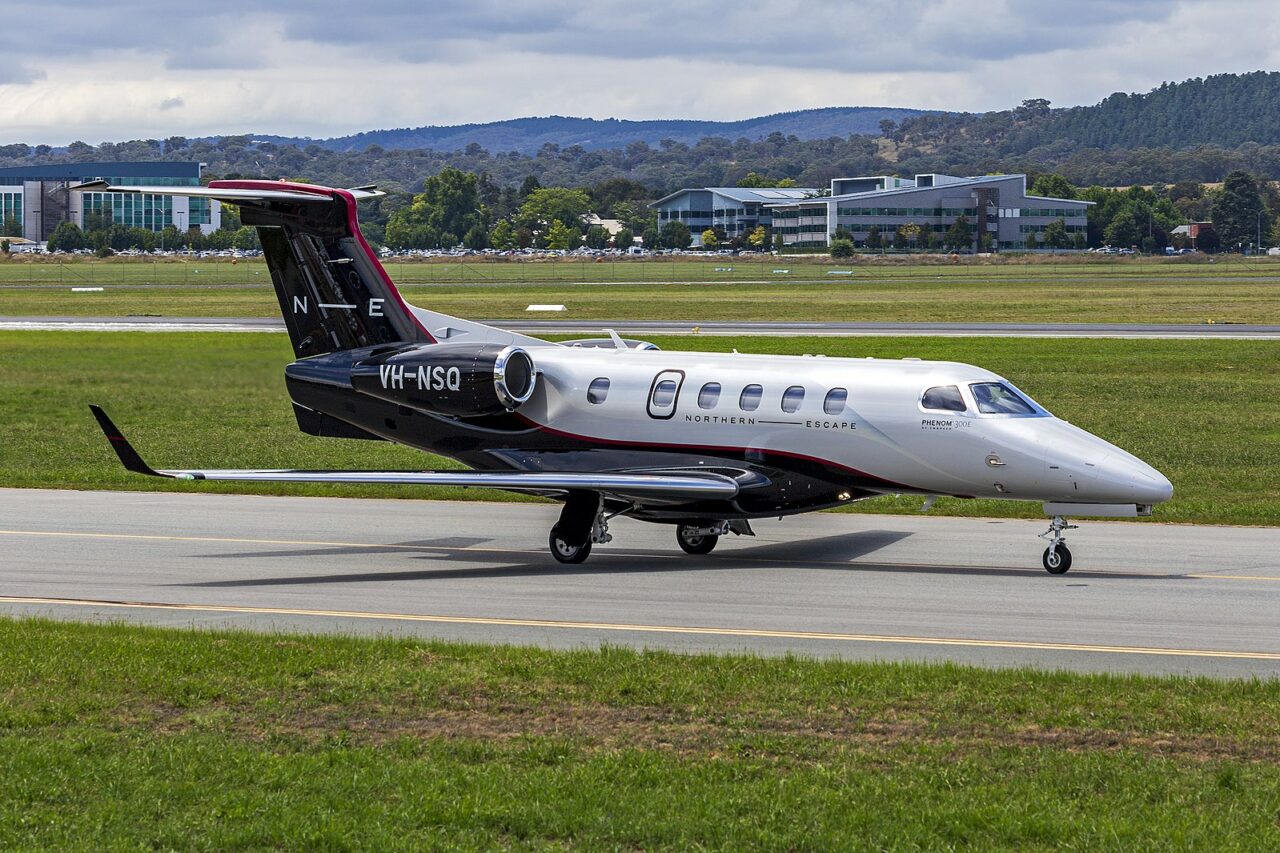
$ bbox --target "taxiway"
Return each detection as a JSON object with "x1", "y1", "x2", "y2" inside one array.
[{"x1": 2, "y1": 489, "x2": 1276, "y2": 678}]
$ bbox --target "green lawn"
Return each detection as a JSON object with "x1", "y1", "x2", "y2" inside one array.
[
  {"x1": 0, "y1": 618, "x2": 1276, "y2": 849},
  {"x1": 3, "y1": 254, "x2": 1280, "y2": 323},
  {"x1": 2, "y1": 330, "x2": 1276, "y2": 524}
]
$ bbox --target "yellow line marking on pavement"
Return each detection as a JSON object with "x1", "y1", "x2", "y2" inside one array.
[
  {"x1": 1, "y1": 528, "x2": 1277, "y2": 579},
  {"x1": 1, "y1": 595, "x2": 1278, "y2": 661}
]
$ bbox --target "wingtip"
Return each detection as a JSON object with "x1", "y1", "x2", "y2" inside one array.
[{"x1": 88, "y1": 404, "x2": 163, "y2": 477}]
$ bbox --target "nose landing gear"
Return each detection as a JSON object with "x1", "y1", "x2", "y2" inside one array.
[
  {"x1": 1039, "y1": 514, "x2": 1078, "y2": 574},
  {"x1": 676, "y1": 522, "x2": 728, "y2": 555}
]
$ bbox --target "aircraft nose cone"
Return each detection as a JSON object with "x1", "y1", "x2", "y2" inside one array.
[{"x1": 1096, "y1": 452, "x2": 1173, "y2": 505}]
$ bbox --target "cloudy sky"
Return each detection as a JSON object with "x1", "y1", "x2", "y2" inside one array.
[{"x1": 3, "y1": 0, "x2": 1279, "y2": 144}]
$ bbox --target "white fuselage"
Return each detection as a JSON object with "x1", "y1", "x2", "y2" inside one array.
[{"x1": 513, "y1": 344, "x2": 1172, "y2": 507}]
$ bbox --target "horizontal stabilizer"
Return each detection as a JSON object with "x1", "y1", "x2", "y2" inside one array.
[
  {"x1": 90, "y1": 406, "x2": 740, "y2": 500},
  {"x1": 67, "y1": 181, "x2": 385, "y2": 204}
]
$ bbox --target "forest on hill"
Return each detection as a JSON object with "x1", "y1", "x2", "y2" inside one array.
[
  {"x1": 4, "y1": 73, "x2": 1280, "y2": 195},
  {"x1": 260, "y1": 107, "x2": 935, "y2": 154}
]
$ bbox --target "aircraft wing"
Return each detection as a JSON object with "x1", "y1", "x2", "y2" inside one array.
[{"x1": 90, "y1": 406, "x2": 739, "y2": 501}]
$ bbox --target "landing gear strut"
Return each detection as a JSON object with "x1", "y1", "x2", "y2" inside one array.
[
  {"x1": 1038, "y1": 514, "x2": 1078, "y2": 574},
  {"x1": 676, "y1": 521, "x2": 728, "y2": 555},
  {"x1": 549, "y1": 491, "x2": 615, "y2": 564}
]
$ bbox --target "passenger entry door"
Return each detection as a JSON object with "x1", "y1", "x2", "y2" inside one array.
[{"x1": 647, "y1": 370, "x2": 685, "y2": 419}]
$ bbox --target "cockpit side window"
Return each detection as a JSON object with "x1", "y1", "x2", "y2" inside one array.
[
  {"x1": 921, "y1": 385, "x2": 967, "y2": 412},
  {"x1": 970, "y1": 382, "x2": 1038, "y2": 415}
]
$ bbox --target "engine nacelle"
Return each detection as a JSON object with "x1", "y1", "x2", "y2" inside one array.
[{"x1": 350, "y1": 343, "x2": 537, "y2": 417}]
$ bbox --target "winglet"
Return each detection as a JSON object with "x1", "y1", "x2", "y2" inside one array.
[{"x1": 88, "y1": 405, "x2": 165, "y2": 478}]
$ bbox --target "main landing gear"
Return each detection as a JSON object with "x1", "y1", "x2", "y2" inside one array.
[
  {"x1": 1038, "y1": 514, "x2": 1078, "y2": 574},
  {"x1": 675, "y1": 521, "x2": 729, "y2": 555},
  {"x1": 549, "y1": 491, "x2": 614, "y2": 565}
]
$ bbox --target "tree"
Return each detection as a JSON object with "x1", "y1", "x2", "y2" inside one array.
[
  {"x1": 231, "y1": 226, "x2": 260, "y2": 251},
  {"x1": 385, "y1": 167, "x2": 486, "y2": 249},
  {"x1": 865, "y1": 225, "x2": 882, "y2": 251},
  {"x1": 1042, "y1": 218, "x2": 1070, "y2": 252},
  {"x1": 519, "y1": 175, "x2": 541, "y2": 199},
  {"x1": 700, "y1": 228, "x2": 718, "y2": 250},
  {"x1": 517, "y1": 187, "x2": 591, "y2": 235},
  {"x1": 613, "y1": 227, "x2": 634, "y2": 250},
  {"x1": 1029, "y1": 174, "x2": 1077, "y2": 200},
  {"x1": 748, "y1": 225, "x2": 768, "y2": 250},
  {"x1": 944, "y1": 216, "x2": 972, "y2": 251},
  {"x1": 659, "y1": 221, "x2": 691, "y2": 250},
  {"x1": 1, "y1": 215, "x2": 20, "y2": 237},
  {"x1": 46, "y1": 221, "x2": 87, "y2": 252},
  {"x1": 544, "y1": 219, "x2": 578, "y2": 250},
  {"x1": 1211, "y1": 170, "x2": 1269, "y2": 251},
  {"x1": 1103, "y1": 209, "x2": 1140, "y2": 247},
  {"x1": 832, "y1": 224, "x2": 853, "y2": 242},
  {"x1": 641, "y1": 225, "x2": 660, "y2": 250},
  {"x1": 464, "y1": 224, "x2": 489, "y2": 250},
  {"x1": 1072, "y1": 232, "x2": 1087, "y2": 251},
  {"x1": 488, "y1": 220, "x2": 515, "y2": 250},
  {"x1": 1, "y1": 239, "x2": 9, "y2": 255},
  {"x1": 897, "y1": 222, "x2": 921, "y2": 251},
  {"x1": 584, "y1": 225, "x2": 609, "y2": 249},
  {"x1": 829, "y1": 238, "x2": 855, "y2": 258},
  {"x1": 773, "y1": 233, "x2": 785, "y2": 252},
  {"x1": 1196, "y1": 225, "x2": 1221, "y2": 253}
]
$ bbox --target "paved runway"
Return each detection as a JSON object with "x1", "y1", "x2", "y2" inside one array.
[
  {"x1": 4, "y1": 315, "x2": 1280, "y2": 339},
  {"x1": 2, "y1": 489, "x2": 1277, "y2": 678}
]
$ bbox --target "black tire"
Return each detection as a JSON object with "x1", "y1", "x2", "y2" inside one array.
[
  {"x1": 549, "y1": 526, "x2": 592, "y2": 564},
  {"x1": 1042, "y1": 544, "x2": 1072, "y2": 574},
  {"x1": 676, "y1": 524, "x2": 719, "y2": 555}
]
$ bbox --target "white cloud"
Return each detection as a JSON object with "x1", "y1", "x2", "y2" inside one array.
[{"x1": 1, "y1": 0, "x2": 1277, "y2": 143}]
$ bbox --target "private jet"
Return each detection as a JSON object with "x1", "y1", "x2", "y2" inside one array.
[{"x1": 78, "y1": 179, "x2": 1173, "y2": 573}]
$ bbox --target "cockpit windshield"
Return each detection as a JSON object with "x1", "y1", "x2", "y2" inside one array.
[{"x1": 970, "y1": 382, "x2": 1039, "y2": 416}]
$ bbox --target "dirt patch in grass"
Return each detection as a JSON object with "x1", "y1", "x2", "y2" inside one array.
[{"x1": 111, "y1": 697, "x2": 1280, "y2": 765}]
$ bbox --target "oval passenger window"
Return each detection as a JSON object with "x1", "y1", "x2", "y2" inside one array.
[
  {"x1": 587, "y1": 377, "x2": 610, "y2": 405},
  {"x1": 781, "y1": 385, "x2": 805, "y2": 413},
  {"x1": 739, "y1": 384, "x2": 763, "y2": 412},
  {"x1": 824, "y1": 388, "x2": 847, "y2": 415},
  {"x1": 698, "y1": 382, "x2": 721, "y2": 409}
]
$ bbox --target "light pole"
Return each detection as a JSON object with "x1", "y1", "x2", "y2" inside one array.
[{"x1": 1258, "y1": 210, "x2": 1263, "y2": 256}]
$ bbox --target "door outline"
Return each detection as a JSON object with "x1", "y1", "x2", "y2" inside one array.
[{"x1": 647, "y1": 369, "x2": 685, "y2": 420}]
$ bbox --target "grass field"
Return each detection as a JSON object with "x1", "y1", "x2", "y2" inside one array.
[
  {"x1": 3, "y1": 330, "x2": 1276, "y2": 525},
  {"x1": 3, "y1": 255, "x2": 1280, "y2": 323},
  {"x1": 0, "y1": 618, "x2": 1277, "y2": 848}
]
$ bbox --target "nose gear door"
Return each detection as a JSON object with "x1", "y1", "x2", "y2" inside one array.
[{"x1": 647, "y1": 370, "x2": 685, "y2": 419}]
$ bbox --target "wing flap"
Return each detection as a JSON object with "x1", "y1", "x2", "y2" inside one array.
[{"x1": 90, "y1": 406, "x2": 738, "y2": 499}]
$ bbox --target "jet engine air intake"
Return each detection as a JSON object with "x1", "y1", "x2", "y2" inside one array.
[{"x1": 350, "y1": 343, "x2": 538, "y2": 417}]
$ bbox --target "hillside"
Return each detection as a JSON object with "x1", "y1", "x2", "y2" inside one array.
[{"x1": 248, "y1": 107, "x2": 935, "y2": 154}]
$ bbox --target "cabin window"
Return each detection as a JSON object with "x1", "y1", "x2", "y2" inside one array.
[
  {"x1": 921, "y1": 385, "x2": 967, "y2": 412},
  {"x1": 823, "y1": 388, "x2": 847, "y2": 415},
  {"x1": 970, "y1": 382, "x2": 1037, "y2": 415},
  {"x1": 587, "y1": 377, "x2": 610, "y2": 405},
  {"x1": 739, "y1": 384, "x2": 763, "y2": 411},
  {"x1": 698, "y1": 382, "x2": 721, "y2": 409},
  {"x1": 781, "y1": 385, "x2": 805, "y2": 413},
  {"x1": 652, "y1": 379, "x2": 678, "y2": 407}
]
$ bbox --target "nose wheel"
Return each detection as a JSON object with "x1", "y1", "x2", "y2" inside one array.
[
  {"x1": 1042, "y1": 543, "x2": 1072, "y2": 574},
  {"x1": 1038, "y1": 514, "x2": 1077, "y2": 574},
  {"x1": 676, "y1": 522, "x2": 722, "y2": 555}
]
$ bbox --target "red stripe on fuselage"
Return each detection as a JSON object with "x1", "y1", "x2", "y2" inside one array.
[{"x1": 513, "y1": 412, "x2": 919, "y2": 492}]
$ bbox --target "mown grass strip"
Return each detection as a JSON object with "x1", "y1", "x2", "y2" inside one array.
[
  {"x1": 0, "y1": 617, "x2": 1277, "y2": 849},
  {"x1": 2, "y1": 330, "x2": 1276, "y2": 524},
  {"x1": 3, "y1": 255, "x2": 1280, "y2": 323}
]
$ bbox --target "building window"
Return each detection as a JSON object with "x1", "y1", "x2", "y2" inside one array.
[
  {"x1": 587, "y1": 378, "x2": 610, "y2": 405},
  {"x1": 781, "y1": 386, "x2": 805, "y2": 413},
  {"x1": 739, "y1": 384, "x2": 763, "y2": 412},
  {"x1": 697, "y1": 382, "x2": 721, "y2": 409}
]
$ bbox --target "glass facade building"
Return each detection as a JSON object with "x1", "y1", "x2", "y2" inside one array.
[{"x1": 0, "y1": 162, "x2": 218, "y2": 242}]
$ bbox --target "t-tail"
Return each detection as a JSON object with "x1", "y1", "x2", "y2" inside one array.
[{"x1": 68, "y1": 179, "x2": 540, "y2": 356}]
